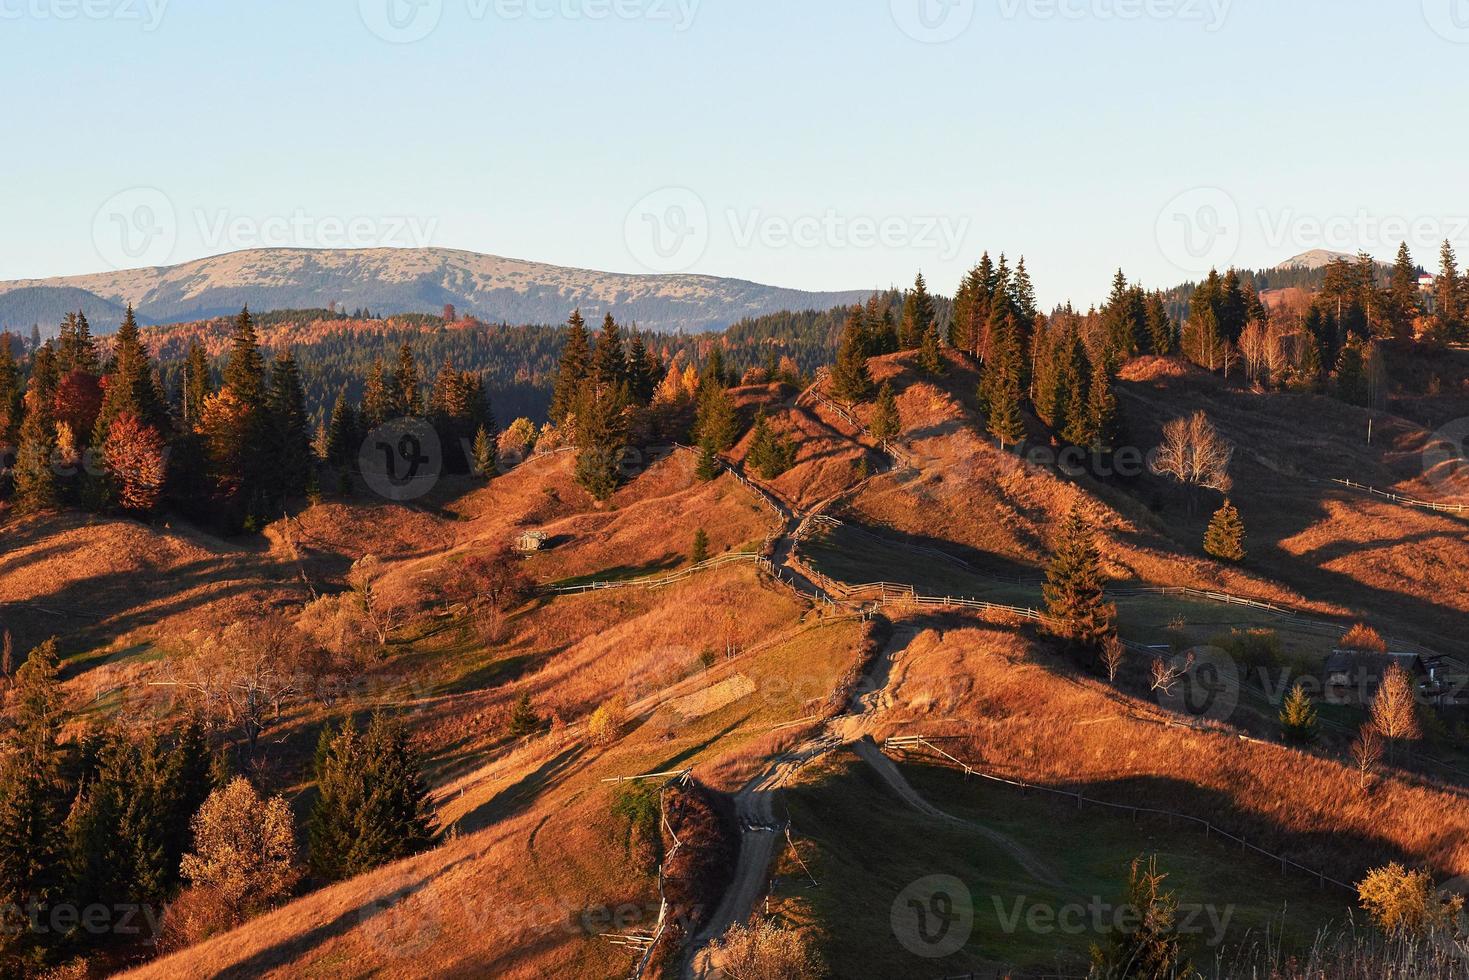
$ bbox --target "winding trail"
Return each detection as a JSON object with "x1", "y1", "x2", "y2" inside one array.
[{"x1": 683, "y1": 620, "x2": 1066, "y2": 977}]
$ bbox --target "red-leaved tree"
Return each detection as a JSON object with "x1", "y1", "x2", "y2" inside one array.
[{"x1": 103, "y1": 412, "x2": 167, "y2": 513}]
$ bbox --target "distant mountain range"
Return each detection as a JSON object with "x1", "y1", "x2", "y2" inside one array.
[
  {"x1": 0, "y1": 248, "x2": 872, "y2": 338},
  {"x1": 1274, "y1": 249, "x2": 1363, "y2": 271}
]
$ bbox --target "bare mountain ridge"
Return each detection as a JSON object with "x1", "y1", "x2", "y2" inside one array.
[{"x1": 0, "y1": 247, "x2": 873, "y2": 336}]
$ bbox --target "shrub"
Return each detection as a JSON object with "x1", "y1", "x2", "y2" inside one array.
[
  {"x1": 1341, "y1": 623, "x2": 1388, "y2": 653},
  {"x1": 507, "y1": 692, "x2": 543, "y2": 738},
  {"x1": 1209, "y1": 627, "x2": 1284, "y2": 671},
  {"x1": 587, "y1": 697, "x2": 627, "y2": 747},
  {"x1": 1358, "y1": 863, "x2": 1462, "y2": 937},
  {"x1": 712, "y1": 918, "x2": 826, "y2": 979}
]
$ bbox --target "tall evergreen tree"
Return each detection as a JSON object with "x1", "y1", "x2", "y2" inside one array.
[
  {"x1": 1085, "y1": 359, "x2": 1120, "y2": 455},
  {"x1": 95, "y1": 304, "x2": 164, "y2": 445},
  {"x1": 918, "y1": 321, "x2": 946, "y2": 375},
  {"x1": 870, "y1": 382, "x2": 900, "y2": 444},
  {"x1": 181, "y1": 338, "x2": 214, "y2": 431},
  {"x1": 0, "y1": 639, "x2": 68, "y2": 963},
  {"x1": 830, "y1": 307, "x2": 873, "y2": 403},
  {"x1": 550, "y1": 312, "x2": 591, "y2": 428},
  {"x1": 266, "y1": 352, "x2": 313, "y2": 500},
  {"x1": 1042, "y1": 507, "x2": 1117, "y2": 652},
  {"x1": 625, "y1": 332, "x2": 656, "y2": 404},
  {"x1": 572, "y1": 381, "x2": 628, "y2": 501},
  {"x1": 898, "y1": 273, "x2": 935, "y2": 350},
  {"x1": 1386, "y1": 242, "x2": 1421, "y2": 341},
  {"x1": 0, "y1": 337, "x2": 21, "y2": 449},
  {"x1": 391, "y1": 342, "x2": 421, "y2": 418},
  {"x1": 694, "y1": 383, "x2": 739, "y2": 454},
  {"x1": 56, "y1": 312, "x2": 100, "y2": 377},
  {"x1": 308, "y1": 713, "x2": 436, "y2": 881},
  {"x1": 1145, "y1": 292, "x2": 1175, "y2": 355},
  {"x1": 13, "y1": 387, "x2": 58, "y2": 514},
  {"x1": 222, "y1": 307, "x2": 267, "y2": 410},
  {"x1": 591, "y1": 314, "x2": 627, "y2": 389},
  {"x1": 1203, "y1": 499, "x2": 1246, "y2": 562},
  {"x1": 361, "y1": 359, "x2": 391, "y2": 430},
  {"x1": 325, "y1": 388, "x2": 360, "y2": 469}
]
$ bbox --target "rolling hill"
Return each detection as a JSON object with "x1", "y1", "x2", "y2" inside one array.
[{"x1": 0, "y1": 247, "x2": 871, "y2": 337}]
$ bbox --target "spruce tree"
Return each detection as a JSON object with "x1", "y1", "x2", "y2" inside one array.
[
  {"x1": 918, "y1": 322, "x2": 945, "y2": 375},
  {"x1": 325, "y1": 388, "x2": 360, "y2": 468},
  {"x1": 950, "y1": 263, "x2": 986, "y2": 352},
  {"x1": 222, "y1": 307, "x2": 266, "y2": 409},
  {"x1": 1203, "y1": 499, "x2": 1246, "y2": 562},
  {"x1": 507, "y1": 692, "x2": 542, "y2": 737},
  {"x1": 898, "y1": 273, "x2": 935, "y2": 350},
  {"x1": 56, "y1": 311, "x2": 100, "y2": 377},
  {"x1": 591, "y1": 314, "x2": 627, "y2": 389},
  {"x1": 695, "y1": 439, "x2": 721, "y2": 481},
  {"x1": 625, "y1": 332, "x2": 656, "y2": 404},
  {"x1": 747, "y1": 411, "x2": 795, "y2": 479},
  {"x1": 472, "y1": 426, "x2": 496, "y2": 478},
  {"x1": 572, "y1": 382, "x2": 627, "y2": 501},
  {"x1": 694, "y1": 383, "x2": 738, "y2": 454},
  {"x1": 1334, "y1": 341, "x2": 1368, "y2": 407},
  {"x1": 691, "y1": 529, "x2": 709, "y2": 564},
  {"x1": 95, "y1": 304, "x2": 164, "y2": 445},
  {"x1": 1086, "y1": 361, "x2": 1119, "y2": 455},
  {"x1": 266, "y1": 352, "x2": 313, "y2": 501},
  {"x1": 987, "y1": 377, "x2": 1026, "y2": 449},
  {"x1": 181, "y1": 338, "x2": 213, "y2": 431},
  {"x1": 361, "y1": 359, "x2": 391, "y2": 430},
  {"x1": 1145, "y1": 292, "x2": 1175, "y2": 355},
  {"x1": 1042, "y1": 507, "x2": 1117, "y2": 652},
  {"x1": 829, "y1": 307, "x2": 872, "y2": 403},
  {"x1": 870, "y1": 382, "x2": 900, "y2": 444},
  {"x1": 391, "y1": 342, "x2": 421, "y2": 417},
  {"x1": 0, "y1": 639, "x2": 68, "y2": 956},
  {"x1": 13, "y1": 388, "x2": 59, "y2": 514},
  {"x1": 0, "y1": 335, "x2": 19, "y2": 447},
  {"x1": 308, "y1": 714, "x2": 435, "y2": 882},
  {"x1": 1280, "y1": 682, "x2": 1319, "y2": 744},
  {"x1": 1387, "y1": 242, "x2": 1421, "y2": 341}
]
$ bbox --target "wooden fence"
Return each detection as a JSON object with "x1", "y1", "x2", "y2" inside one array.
[
  {"x1": 1330, "y1": 478, "x2": 1467, "y2": 516},
  {"x1": 544, "y1": 552, "x2": 770, "y2": 595},
  {"x1": 883, "y1": 736, "x2": 1356, "y2": 894}
]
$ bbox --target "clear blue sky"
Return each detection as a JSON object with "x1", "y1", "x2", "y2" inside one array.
[{"x1": 1, "y1": 0, "x2": 1465, "y2": 309}]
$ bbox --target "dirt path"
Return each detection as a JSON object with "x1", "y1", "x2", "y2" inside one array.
[
  {"x1": 851, "y1": 737, "x2": 1066, "y2": 892},
  {"x1": 682, "y1": 626, "x2": 917, "y2": 978}
]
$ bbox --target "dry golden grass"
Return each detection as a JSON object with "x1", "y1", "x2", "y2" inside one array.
[
  {"x1": 1116, "y1": 356, "x2": 1469, "y2": 647},
  {"x1": 842, "y1": 353, "x2": 1333, "y2": 614},
  {"x1": 122, "y1": 608, "x2": 865, "y2": 980},
  {"x1": 730, "y1": 402, "x2": 872, "y2": 510},
  {"x1": 869, "y1": 614, "x2": 1469, "y2": 884}
]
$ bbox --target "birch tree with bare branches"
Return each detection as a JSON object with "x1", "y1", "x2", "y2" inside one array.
[{"x1": 1151, "y1": 411, "x2": 1234, "y2": 498}]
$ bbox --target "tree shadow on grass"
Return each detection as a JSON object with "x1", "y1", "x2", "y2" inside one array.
[{"x1": 454, "y1": 743, "x2": 589, "y2": 835}]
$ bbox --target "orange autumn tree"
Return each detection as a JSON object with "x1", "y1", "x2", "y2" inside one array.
[{"x1": 103, "y1": 412, "x2": 167, "y2": 513}]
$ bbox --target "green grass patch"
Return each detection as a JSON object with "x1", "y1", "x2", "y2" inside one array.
[{"x1": 776, "y1": 753, "x2": 1354, "y2": 977}]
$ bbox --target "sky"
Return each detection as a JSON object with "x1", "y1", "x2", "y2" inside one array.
[{"x1": 1, "y1": 0, "x2": 1467, "y2": 309}]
